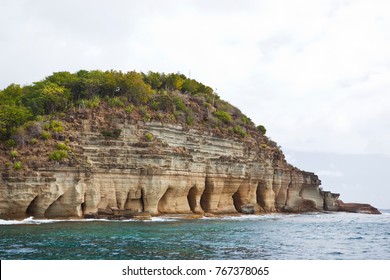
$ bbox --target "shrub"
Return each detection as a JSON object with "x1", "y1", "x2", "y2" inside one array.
[
  {"x1": 233, "y1": 126, "x2": 246, "y2": 138},
  {"x1": 80, "y1": 96, "x2": 101, "y2": 108},
  {"x1": 185, "y1": 113, "x2": 195, "y2": 126},
  {"x1": 10, "y1": 150, "x2": 19, "y2": 158},
  {"x1": 155, "y1": 112, "x2": 164, "y2": 120},
  {"x1": 144, "y1": 132, "x2": 154, "y2": 142},
  {"x1": 153, "y1": 94, "x2": 174, "y2": 112},
  {"x1": 214, "y1": 110, "x2": 232, "y2": 124},
  {"x1": 41, "y1": 131, "x2": 51, "y2": 140},
  {"x1": 167, "y1": 113, "x2": 176, "y2": 122},
  {"x1": 257, "y1": 125, "x2": 267, "y2": 135},
  {"x1": 35, "y1": 116, "x2": 45, "y2": 122},
  {"x1": 13, "y1": 161, "x2": 23, "y2": 170},
  {"x1": 57, "y1": 142, "x2": 71, "y2": 151},
  {"x1": 6, "y1": 139, "x2": 17, "y2": 147},
  {"x1": 31, "y1": 138, "x2": 38, "y2": 145},
  {"x1": 173, "y1": 96, "x2": 187, "y2": 112},
  {"x1": 107, "y1": 97, "x2": 125, "y2": 108},
  {"x1": 150, "y1": 100, "x2": 160, "y2": 111},
  {"x1": 49, "y1": 150, "x2": 69, "y2": 161},
  {"x1": 49, "y1": 120, "x2": 64, "y2": 132},
  {"x1": 125, "y1": 105, "x2": 134, "y2": 114},
  {"x1": 139, "y1": 106, "x2": 151, "y2": 122}
]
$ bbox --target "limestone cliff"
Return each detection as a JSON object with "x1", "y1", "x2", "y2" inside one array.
[
  {"x1": 0, "y1": 70, "x2": 379, "y2": 219},
  {"x1": 0, "y1": 110, "x2": 345, "y2": 219}
]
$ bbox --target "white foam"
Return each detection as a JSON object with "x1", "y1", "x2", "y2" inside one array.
[
  {"x1": 0, "y1": 217, "x2": 63, "y2": 225},
  {"x1": 144, "y1": 217, "x2": 179, "y2": 222}
]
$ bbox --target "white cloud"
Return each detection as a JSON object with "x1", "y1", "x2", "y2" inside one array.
[{"x1": 1, "y1": 0, "x2": 390, "y2": 156}]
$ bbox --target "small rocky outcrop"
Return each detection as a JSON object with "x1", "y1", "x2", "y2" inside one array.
[{"x1": 338, "y1": 201, "x2": 381, "y2": 214}]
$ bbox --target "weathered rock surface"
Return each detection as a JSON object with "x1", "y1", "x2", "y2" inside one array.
[
  {"x1": 338, "y1": 201, "x2": 381, "y2": 214},
  {"x1": 0, "y1": 115, "x2": 378, "y2": 219}
]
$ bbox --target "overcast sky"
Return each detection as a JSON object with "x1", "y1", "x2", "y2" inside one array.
[{"x1": 1, "y1": 0, "x2": 389, "y2": 208}]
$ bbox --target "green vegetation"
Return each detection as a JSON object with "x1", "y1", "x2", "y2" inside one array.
[
  {"x1": 10, "y1": 149, "x2": 19, "y2": 158},
  {"x1": 257, "y1": 125, "x2": 267, "y2": 135},
  {"x1": 57, "y1": 142, "x2": 71, "y2": 152},
  {"x1": 79, "y1": 96, "x2": 101, "y2": 109},
  {"x1": 49, "y1": 150, "x2": 69, "y2": 161},
  {"x1": 48, "y1": 120, "x2": 64, "y2": 132},
  {"x1": 41, "y1": 131, "x2": 51, "y2": 140},
  {"x1": 214, "y1": 110, "x2": 233, "y2": 124},
  {"x1": 107, "y1": 96, "x2": 125, "y2": 108},
  {"x1": 144, "y1": 132, "x2": 154, "y2": 142},
  {"x1": 0, "y1": 69, "x2": 269, "y2": 151},
  {"x1": 233, "y1": 126, "x2": 246, "y2": 138},
  {"x1": 13, "y1": 161, "x2": 23, "y2": 170},
  {"x1": 125, "y1": 105, "x2": 134, "y2": 114}
]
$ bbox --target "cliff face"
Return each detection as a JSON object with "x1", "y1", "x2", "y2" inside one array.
[{"x1": 0, "y1": 111, "x2": 343, "y2": 219}]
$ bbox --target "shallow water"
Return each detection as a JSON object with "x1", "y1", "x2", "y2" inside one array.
[{"x1": 1, "y1": 211, "x2": 389, "y2": 260}]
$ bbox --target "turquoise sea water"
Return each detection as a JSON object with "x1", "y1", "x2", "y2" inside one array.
[{"x1": 1, "y1": 211, "x2": 389, "y2": 260}]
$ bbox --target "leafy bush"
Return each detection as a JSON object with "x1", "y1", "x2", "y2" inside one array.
[
  {"x1": 10, "y1": 150, "x2": 19, "y2": 158},
  {"x1": 0, "y1": 103, "x2": 32, "y2": 139},
  {"x1": 155, "y1": 112, "x2": 164, "y2": 120},
  {"x1": 120, "y1": 71, "x2": 154, "y2": 105},
  {"x1": 257, "y1": 125, "x2": 267, "y2": 135},
  {"x1": 241, "y1": 115, "x2": 253, "y2": 126},
  {"x1": 144, "y1": 132, "x2": 154, "y2": 142},
  {"x1": 214, "y1": 110, "x2": 232, "y2": 124},
  {"x1": 185, "y1": 112, "x2": 195, "y2": 126},
  {"x1": 13, "y1": 161, "x2": 23, "y2": 170},
  {"x1": 233, "y1": 126, "x2": 246, "y2": 138},
  {"x1": 80, "y1": 96, "x2": 101, "y2": 108},
  {"x1": 139, "y1": 106, "x2": 151, "y2": 122},
  {"x1": 6, "y1": 139, "x2": 17, "y2": 147},
  {"x1": 57, "y1": 142, "x2": 71, "y2": 151},
  {"x1": 41, "y1": 131, "x2": 51, "y2": 140},
  {"x1": 49, "y1": 150, "x2": 69, "y2": 161},
  {"x1": 31, "y1": 138, "x2": 38, "y2": 145},
  {"x1": 125, "y1": 105, "x2": 134, "y2": 114},
  {"x1": 107, "y1": 97, "x2": 125, "y2": 108},
  {"x1": 49, "y1": 120, "x2": 64, "y2": 132},
  {"x1": 151, "y1": 94, "x2": 174, "y2": 112},
  {"x1": 173, "y1": 96, "x2": 187, "y2": 112}
]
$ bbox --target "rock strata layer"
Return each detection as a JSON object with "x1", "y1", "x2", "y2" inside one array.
[{"x1": 0, "y1": 116, "x2": 379, "y2": 219}]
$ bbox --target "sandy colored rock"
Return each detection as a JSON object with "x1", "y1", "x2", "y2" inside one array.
[{"x1": 0, "y1": 120, "x2": 369, "y2": 219}]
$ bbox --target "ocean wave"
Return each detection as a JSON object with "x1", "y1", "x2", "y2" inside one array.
[
  {"x1": 143, "y1": 217, "x2": 179, "y2": 222},
  {"x1": 0, "y1": 216, "x2": 183, "y2": 225},
  {"x1": 0, "y1": 217, "x2": 65, "y2": 225},
  {"x1": 2, "y1": 211, "x2": 387, "y2": 225}
]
